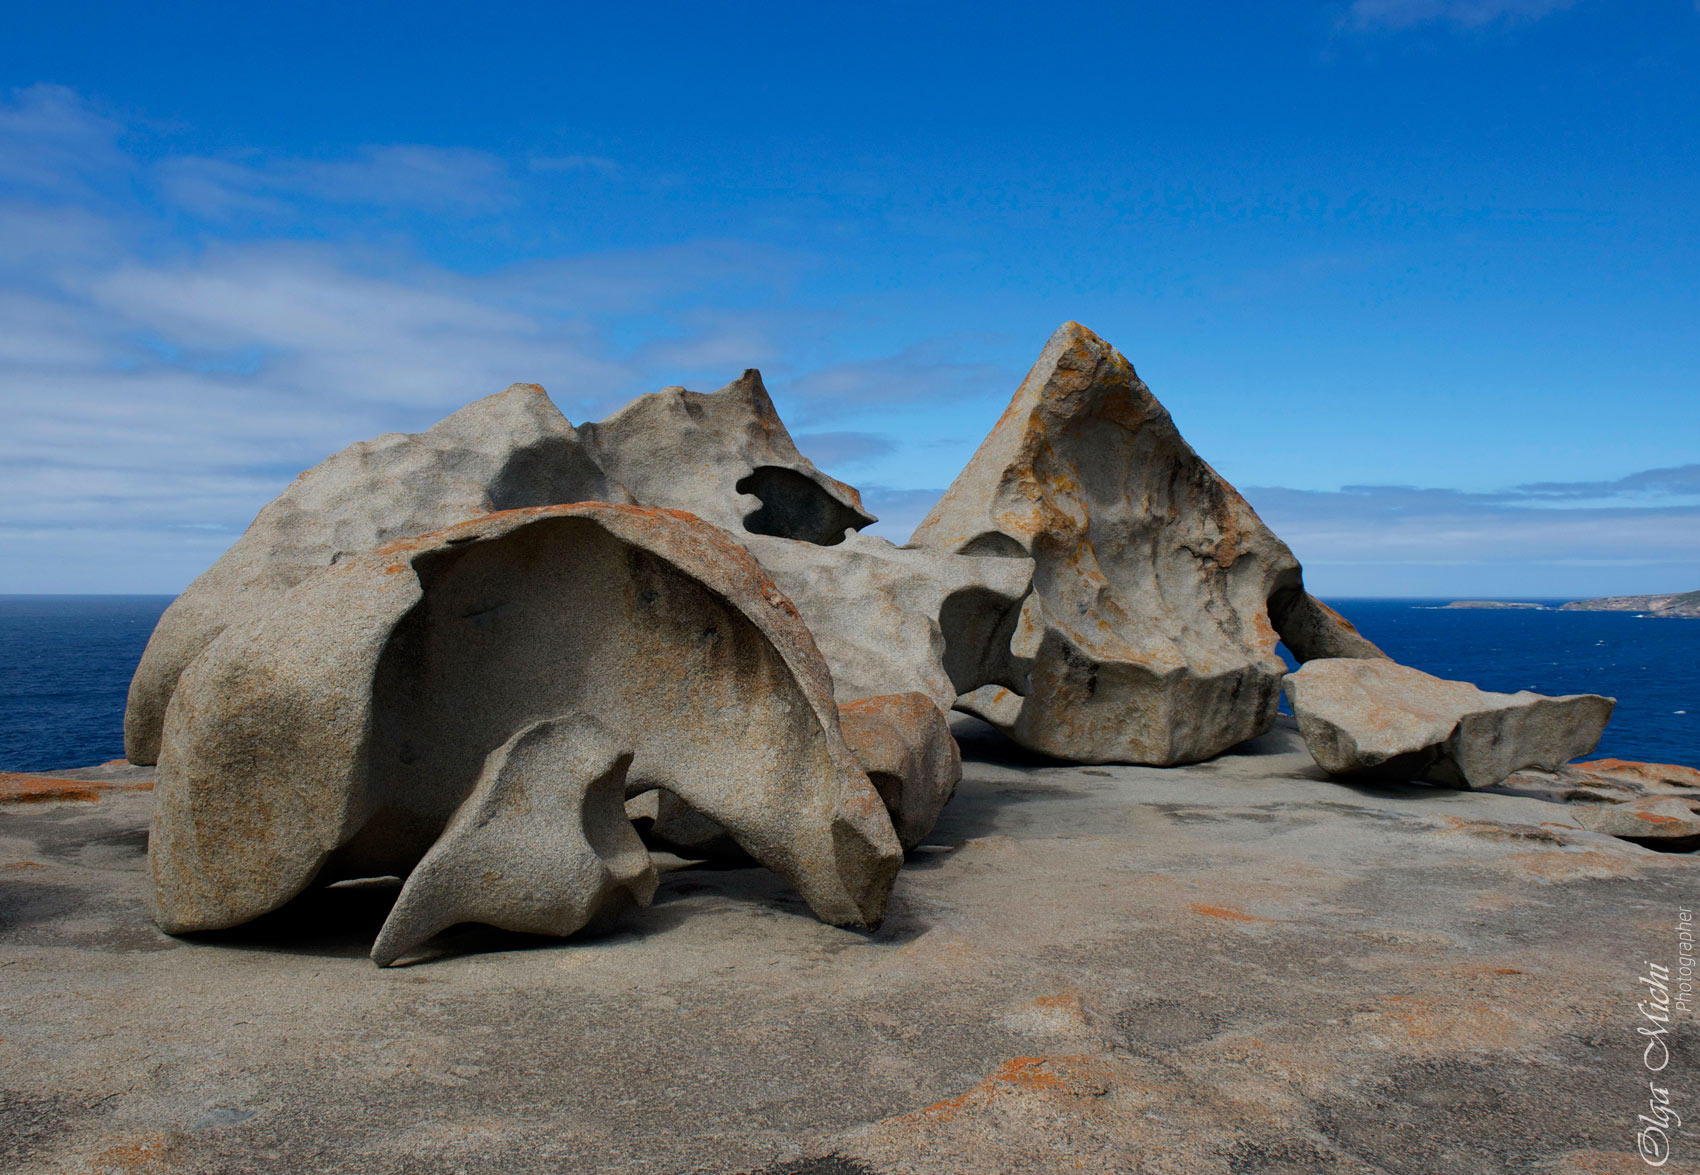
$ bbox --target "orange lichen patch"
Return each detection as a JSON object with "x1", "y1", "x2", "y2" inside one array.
[
  {"x1": 1575, "y1": 758, "x2": 1700, "y2": 789},
  {"x1": 1432, "y1": 815, "x2": 1572, "y2": 846},
  {"x1": 3, "y1": 860, "x2": 49, "y2": 872},
  {"x1": 89, "y1": 1131, "x2": 183, "y2": 1174},
  {"x1": 1189, "y1": 903, "x2": 1265, "y2": 923},
  {"x1": 0, "y1": 773, "x2": 151, "y2": 804},
  {"x1": 912, "y1": 1055, "x2": 1111, "y2": 1125},
  {"x1": 1504, "y1": 850, "x2": 1656, "y2": 882},
  {"x1": 1633, "y1": 811, "x2": 1685, "y2": 825},
  {"x1": 1549, "y1": 1148, "x2": 1696, "y2": 1174},
  {"x1": 1493, "y1": 968, "x2": 1525, "y2": 975},
  {"x1": 1032, "y1": 990, "x2": 1080, "y2": 1010}
]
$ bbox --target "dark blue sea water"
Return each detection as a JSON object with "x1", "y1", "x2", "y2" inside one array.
[
  {"x1": 0, "y1": 596, "x2": 172, "y2": 773},
  {"x1": 1282, "y1": 599, "x2": 1699, "y2": 767},
  {"x1": 0, "y1": 595, "x2": 1695, "y2": 773}
]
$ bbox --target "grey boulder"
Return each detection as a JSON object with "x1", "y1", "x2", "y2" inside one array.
[
  {"x1": 909, "y1": 321, "x2": 1383, "y2": 766},
  {"x1": 125, "y1": 385, "x2": 626, "y2": 765},
  {"x1": 147, "y1": 503, "x2": 903, "y2": 957},
  {"x1": 837, "y1": 693, "x2": 963, "y2": 851},
  {"x1": 1282, "y1": 657, "x2": 1614, "y2": 788},
  {"x1": 750, "y1": 533, "x2": 1032, "y2": 708},
  {"x1": 640, "y1": 692, "x2": 964, "y2": 861}
]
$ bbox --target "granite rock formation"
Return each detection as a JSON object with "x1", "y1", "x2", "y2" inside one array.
[
  {"x1": 148, "y1": 504, "x2": 902, "y2": 954},
  {"x1": 576, "y1": 369, "x2": 874, "y2": 544},
  {"x1": 638, "y1": 693, "x2": 964, "y2": 859},
  {"x1": 909, "y1": 321, "x2": 1382, "y2": 765},
  {"x1": 1282, "y1": 658, "x2": 1614, "y2": 788},
  {"x1": 124, "y1": 319, "x2": 1643, "y2": 965},
  {"x1": 578, "y1": 370, "x2": 1034, "y2": 707},
  {"x1": 124, "y1": 385, "x2": 627, "y2": 766}
]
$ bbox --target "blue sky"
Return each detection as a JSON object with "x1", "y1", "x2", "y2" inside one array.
[{"x1": 2, "y1": 0, "x2": 1696, "y2": 596}]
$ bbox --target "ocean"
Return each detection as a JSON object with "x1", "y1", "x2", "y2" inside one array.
[{"x1": 0, "y1": 595, "x2": 1694, "y2": 773}]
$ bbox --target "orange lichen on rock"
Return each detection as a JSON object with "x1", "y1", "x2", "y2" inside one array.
[
  {"x1": 1189, "y1": 903, "x2": 1265, "y2": 922},
  {"x1": 912, "y1": 1055, "x2": 1110, "y2": 1124},
  {"x1": 0, "y1": 773, "x2": 153, "y2": 804}
]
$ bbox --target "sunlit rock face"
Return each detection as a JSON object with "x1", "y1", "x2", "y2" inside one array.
[{"x1": 910, "y1": 321, "x2": 1381, "y2": 766}]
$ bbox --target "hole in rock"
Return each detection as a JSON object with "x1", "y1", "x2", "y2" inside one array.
[{"x1": 736, "y1": 466, "x2": 870, "y2": 546}]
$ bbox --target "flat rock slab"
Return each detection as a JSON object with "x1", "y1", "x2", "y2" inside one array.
[
  {"x1": 0, "y1": 719, "x2": 1688, "y2": 1174},
  {"x1": 1284, "y1": 658, "x2": 1614, "y2": 788}
]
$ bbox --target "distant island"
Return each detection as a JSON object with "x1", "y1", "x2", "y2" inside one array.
[
  {"x1": 1560, "y1": 590, "x2": 1700, "y2": 619},
  {"x1": 1443, "y1": 601, "x2": 1549, "y2": 610},
  {"x1": 1440, "y1": 591, "x2": 1700, "y2": 618}
]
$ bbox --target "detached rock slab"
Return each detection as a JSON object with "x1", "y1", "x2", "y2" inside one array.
[
  {"x1": 1283, "y1": 658, "x2": 1613, "y2": 788},
  {"x1": 1496, "y1": 758, "x2": 1700, "y2": 848}
]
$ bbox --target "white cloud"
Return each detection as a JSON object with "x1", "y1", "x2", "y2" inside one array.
[
  {"x1": 1345, "y1": 0, "x2": 1582, "y2": 29},
  {"x1": 1243, "y1": 480, "x2": 1700, "y2": 596},
  {"x1": 0, "y1": 89, "x2": 816, "y2": 591},
  {"x1": 154, "y1": 144, "x2": 516, "y2": 219},
  {"x1": 0, "y1": 84, "x2": 127, "y2": 193}
]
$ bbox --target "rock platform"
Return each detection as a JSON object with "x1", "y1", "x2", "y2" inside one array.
[{"x1": 1, "y1": 720, "x2": 1689, "y2": 1174}]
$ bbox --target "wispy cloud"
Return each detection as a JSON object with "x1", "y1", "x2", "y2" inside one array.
[
  {"x1": 0, "y1": 84, "x2": 127, "y2": 194},
  {"x1": 780, "y1": 341, "x2": 1009, "y2": 424},
  {"x1": 1243, "y1": 476, "x2": 1700, "y2": 595},
  {"x1": 154, "y1": 144, "x2": 516, "y2": 220},
  {"x1": 0, "y1": 87, "x2": 816, "y2": 591},
  {"x1": 792, "y1": 431, "x2": 897, "y2": 472},
  {"x1": 1344, "y1": 0, "x2": 1583, "y2": 30}
]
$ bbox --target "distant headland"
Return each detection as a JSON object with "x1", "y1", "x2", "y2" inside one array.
[{"x1": 1443, "y1": 591, "x2": 1700, "y2": 618}]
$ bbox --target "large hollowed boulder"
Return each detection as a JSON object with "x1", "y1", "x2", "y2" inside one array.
[
  {"x1": 125, "y1": 385, "x2": 627, "y2": 765},
  {"x1": 909, "y1": 321, "x2": 1382, "y2": 765},
  {"x1": 1282, "y1": 658, "x2": 1614, "y2": 788},
  {"x1": 147, "y1": 504, "x2": 903, "y2": 959}
]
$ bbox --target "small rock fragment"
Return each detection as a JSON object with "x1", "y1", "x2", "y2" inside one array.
[
  {"x1": 371, "y1": 714, "x2": 655, "y2": 966},
  {"x1": 838, "y1": 693, "x2": 963, "y2": 851}
]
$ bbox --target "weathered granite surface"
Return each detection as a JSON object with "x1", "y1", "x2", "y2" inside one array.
[
  {"x1": 909, "y1": 322, "x2": 1382, "y2": 767},
  {"x1": 124, "y1": 385, "x2": 627, "y2": 766},
  {"x1": 0, "y1": 720, "x2": 1687, "y2": 1174}
]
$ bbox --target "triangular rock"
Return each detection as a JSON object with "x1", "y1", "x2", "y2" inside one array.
[{"x1": 910, "y1": 321, "x2": 1381, "y2": 764}]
